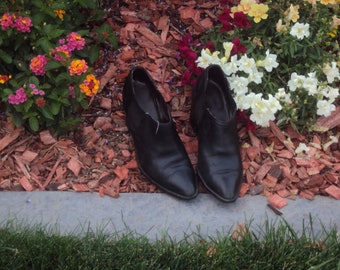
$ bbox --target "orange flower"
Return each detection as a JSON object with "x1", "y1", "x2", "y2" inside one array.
[
  {"x1": 54, "y1": 9, "x2": 66, "y2": 20},
  {"x1": 79, "y1": 74, "x2": 100, "y2": 97},
  {"x1": 69, "y1": 59, "x2": 88, "y2": 76}
]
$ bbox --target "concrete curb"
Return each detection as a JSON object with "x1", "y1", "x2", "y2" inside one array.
[{"x1": 0, "y1": 192, "x2": 339, "y2": 240}]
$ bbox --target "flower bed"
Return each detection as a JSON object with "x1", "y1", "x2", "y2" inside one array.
[{"x1": 0, "y1": 1, "x2": 339, "y2": 206}]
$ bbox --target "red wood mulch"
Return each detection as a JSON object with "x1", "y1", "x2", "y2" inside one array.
[{"x1": 0, "y1": 0, "x2": 339, "y2": 208}]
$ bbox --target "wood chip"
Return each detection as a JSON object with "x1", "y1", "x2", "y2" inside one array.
[
  {"x1": 324, "y1": 185, "x2": 340, "y2": 200},
  {"x1": 19, "y1": 176, "x2": 34, "y2": 191},
  {"x1": 39, "y1": 130, "x2": 57, "y2": 145},
  {"x1": 67, "y1": 157, "x2": 82, "y2": 177},
  {"x1": 268, "y1": 194, "x2": 288, "y2": 209},
  {"x1": 0, "y1": 127, "x2": 23, "y2": 152}
]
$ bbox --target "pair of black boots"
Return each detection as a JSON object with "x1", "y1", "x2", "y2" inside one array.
[{"x1": 123, "y1": 65, "x2": 242, "y2": 202}]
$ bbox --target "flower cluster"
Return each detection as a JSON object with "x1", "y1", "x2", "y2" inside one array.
[
  {"x1": 69, "y1": 59, "x2": 88, "y2": 76},
  {"x1": 0, "y1": 13, "x2": 32, "y2": 32},
  {"x1": 8, "y1": 88, "x2": 28, "y2": 105},
  {"x1": 51, "y1": 32, "x2": 85, "y2": 62},
  {"x1": 0, "y1": 75, "x2": 11, "y2": 84},
  {"x1": 181, "y1": 0, "x2": 339, "y2": 130},
  {"x1": 79, "y1": 74, "x2": 100, "y2": 97},
  {"x1": 30, "y1": 55, "x2": 48, "y2": 76}
]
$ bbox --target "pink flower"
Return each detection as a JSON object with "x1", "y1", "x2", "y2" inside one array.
[
  {"x1": 66, "y1": 32, "x2": 85, "y2": 51},
  {"x1": 8, "y1": 88, "x2": 28, "y2": 105},
  {"x1": 52, "y1": 45, "x2": 72, "y2": 62},
  {"x1": 68, "y1": 85, "x2": 76, "y2": 98},
  {"x1": 14, "y1": 16, "x2": 32, "y2": 33},
  {"x1": 30, "y1": 55, "x2": 48, "y2": 76},
  {"x1": 0, "y1": 13, "x2": 14, "y2": 30}
]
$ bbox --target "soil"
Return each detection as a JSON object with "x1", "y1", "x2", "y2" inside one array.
[{"x1": 0, "y1": 0, "x2": 339, "y2": 208}]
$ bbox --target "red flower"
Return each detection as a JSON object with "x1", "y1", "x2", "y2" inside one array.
[
  {"x1": 221, "y1": 0, "x2": 240, "y2": 6},
  {"x1": 204, "y1": 41, "x2": 215, "y2": 52},
  {"x1": 219, "y1": 9, "x2": 234, "y2": 32},
  {"x1": 35, "y1": 97, "x2": 46, "y2": 107},
  {"x1": 236, "y1": 110, "x2": 256, "y2": 131},
  {"x1": 233, "y1": 12, "x2": 251, "y2": 29},
  {"x1": 231, "y1": 38, "x2": 247, "y2": 55}
]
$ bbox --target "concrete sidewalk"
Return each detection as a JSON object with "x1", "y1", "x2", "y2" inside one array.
[{"x1": 0, "y1": 192, "x2": 339, "y2": 240}]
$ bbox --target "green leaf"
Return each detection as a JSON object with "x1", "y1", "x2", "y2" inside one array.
[
  {"x1": 29, "y1": 116, "x2": 39, "y2": 132},
  {"x1": 50, "y1": 102, "x2": 61, "y2": 115},
  {"x1": 32, "y1": 0, "x2": 44, "y2": 9},
  {"x1": 28, "y1": 76, "x2": 40, "y2": 86},
  {"x1": 36, "y1": 37, "x2": 54, "y2": 53},
  {"x1": 54, "y1": 72, "x2": 70, "y2": 84},
  {"x1": 88, "y1": 45, "x2": 100, "y2": 64},
  {"x1": 0, "y1": 49, "x2": 13, "y2": 64},
  {"x1": 40, "y1": 107, "x2": 54, "y2": 120},
  {"x1": 45, "y1": 60, "x2": 63, "y2": 71},
  {"x1": 23, "y1": 100, "x2": 34, "y2": 113},
  {"x1": 31, "y1": 12, "x2": 46, "y2": 25},
  {"x1": 48, "y1": 29, "x2": 65, "y2": 39}
]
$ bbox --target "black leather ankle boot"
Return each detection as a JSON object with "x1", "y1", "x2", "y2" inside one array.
[
  {"x1": 123, "y1": 66, "x2": 198, "y2": 199},
  {"x1": 190, "y1": 65, "x2": 243, "y2": 202}
]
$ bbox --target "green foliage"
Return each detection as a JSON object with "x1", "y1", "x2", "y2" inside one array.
[
  {"x1": 0, "y1": 0, "x2": 118, "y2": 134},
  {"x1": 0, "y1": 220, "x2": 339, "y2": 269}
]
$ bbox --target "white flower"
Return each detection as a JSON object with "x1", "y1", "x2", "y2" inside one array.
[
  {"x1": 295, "y1": 143, "x2": 310, "y2": 155},
  {"x1": 287, "y1": 72, "x2": 305, "y2": 91},
  {"x1": 267, "y1": 94, "x2": 282, "y2": 113},
  {"x1": 237, "y1": 92, "x2": 262, "y2": 110},
  {"x1": 260, "y1": 50, "x2": 279, "y2": 72},
  {"x1": 222, "y1": 42, "x2": 234, "y2": 60},
  {"x1": 290, "y1": 22, "x2": 310, "y2": 40},
  {"x1": 250, "y1": 101, "x2": 274, "y2": 127},
  {"x1": 320, "y1": 85, "x2": 339, "y2": 102},
  {"x1": 196, "y1": 48, "x2": 221, "y2": 68},
  {"x1": 220, "y1": 55, "x2": 239, "y2": 75},
  {"x1": 228, "y1": 75, "x2": 249, "y2": 95},
  {"x1": 247, "y1": 68, "x2": 263, "y2": 84},
  {"x1": 323, "y1": 62, "x2": 340, "y2": 83},
  {"x1": 303, "y1": 72, "x2": 318, "y2": 95},
  {"x1": 247, "y1": 95, "x2": 282, "y2": 127},
  {"x1": 275, "y1": 88, "x2": 292, "y2": 104},
  {"x1": 237, "y1": 55, "x2": 257, "y2": 74},
  {"x1": 316, "y1": 100, "x2": 336, "y2": 116}
]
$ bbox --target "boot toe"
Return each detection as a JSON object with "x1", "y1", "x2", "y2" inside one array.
[
  {"x1": 200, "y1": 170, "x2": 241, "y2": 202},
  {"x1": 164, "y1": 169, "x2": 198, "y2": 200}
]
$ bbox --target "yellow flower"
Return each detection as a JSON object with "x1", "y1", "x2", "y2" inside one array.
[
  {"x1": 54, "y1": 9, "x2": 66, "y2": 20},
  {"x1": 79, "y1": 74, "x2": 100, "y2": 97},
  {"x1": 248, "y1": 4, "x2": 269, "y2": 23},
  {"x1": 285, "y1": 4, "x2": 300, "y2": 23},
  {"x1": 231, "y1": 0, "x2": 257, "y2": 14},
  {"x1": 320, "y1": 0, "x2": 337, "y2": 5},
  {"x1": 276, "y1": 19, "x2": 288, "y2": 33}
]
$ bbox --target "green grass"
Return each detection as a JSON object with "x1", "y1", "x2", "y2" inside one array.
[{"x1": 0, "y1": 219, "x2": 339, "y2": 269}]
